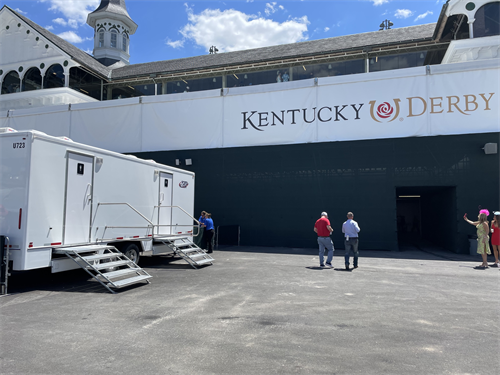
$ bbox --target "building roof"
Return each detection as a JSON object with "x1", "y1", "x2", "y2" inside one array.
[
  {"x1": 4, "y1": 6, "x2": 111, "y2": 79},
  {"x1": 110, "y1": 23, "x2": 437, "y2": 80},
  {"x1": 88, "y1": 0, "x2": 133, "y2": 21},
  {"x1": 5, "y1": 5, "x2": 437, "y2": 83}
]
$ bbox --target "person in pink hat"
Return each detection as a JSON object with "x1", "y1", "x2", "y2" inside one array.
[
  {"x1": 490, "y1": 211, "x2": 500, "y2": 267},
  {"x1": 464, "y1": 209, "x2": 491, "y2": 269}
]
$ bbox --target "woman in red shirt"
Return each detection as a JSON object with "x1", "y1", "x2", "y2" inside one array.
[{"x1": 491, "y1": 211, "x2": 500, "y2": 267}]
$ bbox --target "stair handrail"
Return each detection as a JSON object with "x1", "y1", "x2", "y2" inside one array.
[
  {"x1": 93, "y1": 202, "x2": 154, "y2": 241},
  {"x1": 153, "y1": 205, "x2": 201, "y2": 236}
]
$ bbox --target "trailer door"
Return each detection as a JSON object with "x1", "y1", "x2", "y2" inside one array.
[
  {"x1": 63, "y1": 153, "x2": 93, "y2": 244},
  {"x1": 158, "y1": 172, "x2": 173, "y2": 236}
]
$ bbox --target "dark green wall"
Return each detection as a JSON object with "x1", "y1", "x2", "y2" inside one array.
[{"x1": 135, "y1": 132, "x2": 500, "y2": 253}]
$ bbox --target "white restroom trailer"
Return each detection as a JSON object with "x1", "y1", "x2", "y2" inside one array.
[{"x1": 0, "y1": 128, "x2": 209, "y2": 285}]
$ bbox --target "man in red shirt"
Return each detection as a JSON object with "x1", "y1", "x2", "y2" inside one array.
[{"x1": 314, "y1": 212, "x2": 334, "y2": 268}]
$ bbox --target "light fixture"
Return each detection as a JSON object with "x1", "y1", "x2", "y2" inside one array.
[
  {"x1": 185, "y1": 159, "x2": 192, "y2": 165},
  {"x1": 213, "y1": 78, "x2": 216, "y2": 82},
  {"x1": 398, "y1": 195, "x2": 421, "y2": 198},
  {"x1": 144, "y1": 85, "x2": 147, "y2": 90},
  {"x1": 302, "y1": 65, "x2": 306, "y2": 71},
  {"x1": 328, "y1": 64, "x2": 332, "y2": 69},
  {"x1": 244, "y1": 74, "x2": 247, "y2": 79},
  {"x1": 483, "y1": 143, "x2": 498, "y2": 154},
  {"x1": 182, "y1": 79, "x2": 188, "y2": 84},
  {"x1": 154, "y1": 169, "x2": 159, "y2": 177},
  {"x1": 175, "y1": 159, "x2": 180, "y2": 165},
  {"x1": 128, "y1": 86, "x2": 134, "y2": 89},
  {"x1": 177, "y1": 82, "x2": 180, "y2": 86},
  {"x1": 233, "y1": 74, "x2": 239, "y2": 79}
]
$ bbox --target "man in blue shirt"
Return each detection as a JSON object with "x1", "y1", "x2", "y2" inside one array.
[
  {"x1": 204, "y1": 213, "x2": 215, "y2": 253},
  {"x1": 342, "y1": 212, "x2": 360, "y2": 270}
]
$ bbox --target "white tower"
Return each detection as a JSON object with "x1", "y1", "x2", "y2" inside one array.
[{"x1": 86, "y1": 0, "x2": 137, "y2": 67}]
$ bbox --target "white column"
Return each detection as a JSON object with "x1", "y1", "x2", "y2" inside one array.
[
  {"x1": 468, "y1": 20, "x2": 474, "y2": 39},
  {"x1": 64, "y1": 71, "x2": 69, "y2": 87}
]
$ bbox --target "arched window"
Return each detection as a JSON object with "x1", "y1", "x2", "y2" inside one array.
[
  {"x1": 473, "y1": 2, "x2": 500, "y2": 38},
  {"x1": 110, "y1": 29, "x2": 117, "y2": 48},
  {"x1": 1, "y1": 71, "x2": 20, "y2": 94},
  {"x1": 43, "y1": 64, "x2": 65, "y2": 89},
  {"x1": 22, "y1": 67, "x2": 42, "y2": 92},
  {"x1": 98, "y1": 30, "x2": 105, "y2": 47},
  {"x1": 122, "y1": 33, "x2": 127, "y2": 52}
]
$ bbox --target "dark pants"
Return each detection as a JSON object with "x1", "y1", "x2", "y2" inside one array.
[
  {"x1": 204, "y1": 229, "x2": 215, "y2": 253},
  {"x1": 344, "y1": 238, "x2": 359, "y2": 267}
]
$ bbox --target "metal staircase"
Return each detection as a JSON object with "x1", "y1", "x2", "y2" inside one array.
[
  {"x1": 155, "y1": 236, "x2": 214, "y2": 269},
  {"x1": 53, "y1": 245, "x2": 152, "y2": 293}
]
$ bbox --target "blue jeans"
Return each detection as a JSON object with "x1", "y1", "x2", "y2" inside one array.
[
  {"x1": 318, "y1": 237, "x2": 334, "y2": 265},
  {"x1": 344, "y1": 238, "x2": 359, "y2": 267}
]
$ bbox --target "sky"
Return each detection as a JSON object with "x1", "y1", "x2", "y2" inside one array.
[{"x1": 5, "y1": 0, "x2": 447, "y2": 65}]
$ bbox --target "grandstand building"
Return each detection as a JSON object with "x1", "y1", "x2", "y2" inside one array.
[{"x1": 1, "y1": 0, "x2": 498, "y2": 252}]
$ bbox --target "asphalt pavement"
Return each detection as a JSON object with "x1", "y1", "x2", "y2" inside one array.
[{"x1": 1, "y1": 246, "x2": 499, "y2": 375}]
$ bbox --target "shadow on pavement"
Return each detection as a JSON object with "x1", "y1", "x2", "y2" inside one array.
[
  {"x1": 3, "y1": 254, "x2": 194, "y2": 295},
  {"x1": 216, "y1": 244, "x2": 482, "y2": 262}
]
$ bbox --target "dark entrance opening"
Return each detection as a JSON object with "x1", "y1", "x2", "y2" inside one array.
[{"x1": 396, "y1": 187, "x2": 457, "y2": 252}]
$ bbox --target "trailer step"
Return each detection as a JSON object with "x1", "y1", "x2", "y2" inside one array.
[
  {"x1": 108, "y1": 275, "x2": 151, "y2": 288},
  {"x1": 155, "y1": 237, "x2": 214, "y2": 269},
  {"x1": 193, "y1": 258, "x2": 213, "y2": 266},
  {"x1": 92, "y1": 259, "x2": 133, "y2": 270},
  {"x1": 80, "y1": 253, "x2": 122, "y2": 262},
  {"x1": 54, "y1": 245, "x2": 152, "y2": 294},
  {"x1": 53, "y1": 245, "x2": 115, "y2": 254},
  {"x1": 101, "y1": 268, "x2": 143, "y2": 279}
]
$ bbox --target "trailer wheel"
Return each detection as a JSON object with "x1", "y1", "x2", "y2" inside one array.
[{"x1": 122, "y1": 243, "x2": 140, "y2": 264}]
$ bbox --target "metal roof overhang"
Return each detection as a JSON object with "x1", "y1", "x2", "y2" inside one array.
[{"x1": 105, "y1": 39, "x2": 449, "y2": 87}]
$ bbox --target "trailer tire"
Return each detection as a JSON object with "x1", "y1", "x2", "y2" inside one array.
[{"x1": 121, "y1": 243, "x2": 140, "y2": 264}]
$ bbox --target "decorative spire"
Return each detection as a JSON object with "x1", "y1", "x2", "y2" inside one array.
[
  {"x1": 89, "y1": 1, "x2": 131, "y2": 20},
  {"x1": 87, "y1": 0, "x2": 137, "y2": 34}
]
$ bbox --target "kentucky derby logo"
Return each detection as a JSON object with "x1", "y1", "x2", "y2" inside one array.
[
  {"x1": 179, "y1": 181, "x2": 189, "y2": 188},
  {"x1": 369, "y1": 99, "x2": 401, "y2": 122}
]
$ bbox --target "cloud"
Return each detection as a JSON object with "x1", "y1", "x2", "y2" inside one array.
[
  {"x1": 415, "y1": 11, "x2": 433, "y2": 22},
  {"x1": 395, "y1": 9, "x2": 414, "y2": 19},
  {"x1": 172, "y1": 6, "x2": 309, "y2": 53},
  {"x1": 166, "y1": 38, "x2": 185, "y2": 49},
  {"x1": 14, "y1": 8, "x2": 27, "y2": 15},
  {"x1": 57, "y1": 31, "x2": 90, "y2": 43},
  {"x1": 265, "y1": 2, "x2": 284, "y2": 16},
  {"x1": 324, "y1": 27, "x2": 330, "y2": 32},
  {"x1": 53, "y1": 18, "x2": 67, "y2": 26},
  {"x1": 45, "y1": 25, "x2": 54, "y2": 31},
  {"x1": 372, "y1": 0, "x2": 389, "y2": 5},
  {"x1": 41, "y1": 0, "x2": 99, "y2": 26}
]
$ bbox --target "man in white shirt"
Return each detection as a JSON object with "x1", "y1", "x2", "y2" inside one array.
[{"x1": 342, "y1": 212, "x2": 360, "y2": 270}]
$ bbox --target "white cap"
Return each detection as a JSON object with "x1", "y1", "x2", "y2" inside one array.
[{"x1": 321, "y1": 212, "x2": 328, "y2": 217}]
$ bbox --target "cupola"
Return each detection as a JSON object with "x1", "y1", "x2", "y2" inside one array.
[{"x1": 86, "y1": 0, "x2": 137, "y2": 67}]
